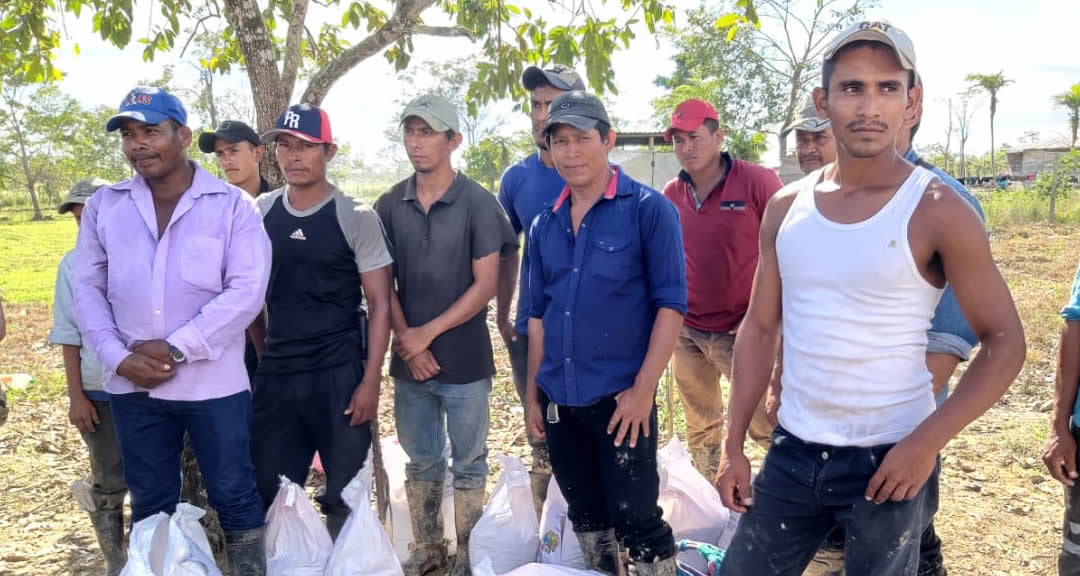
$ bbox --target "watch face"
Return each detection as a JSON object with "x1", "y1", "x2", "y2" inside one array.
[{"x1": 169, "y1": 346, "x2": 185, "y2": 362}]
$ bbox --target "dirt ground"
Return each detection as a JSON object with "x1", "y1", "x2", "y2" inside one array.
[{"x1": 1, "y1": 223, "x2": 1077, "y2": 575}]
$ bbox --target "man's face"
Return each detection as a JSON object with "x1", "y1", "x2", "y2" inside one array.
[
  {"x1": 213, "y1": 140, "x2": 263, "y2": 186},
  {"x1": 795, "y1": 128, "x2": 837, "y2": 174},
  {"x1": 275, "y1": 133, "x2": 335, "y2": 187},
  {"x1": 71, "y1": 205, "x2": 84, "y2": 228},
  {"x1": 818, "y1": 45, "x2": 918, "y2": 159},
  {"x1": 119, "y1": 120, "x2": 192, "y2": 180},
  {"x1": 549, "y1": 124, "x2": 614, "y2": 189},
  {"x1": 403, "y1": 117, "x2": 460, "y2": 174},
  {"x1": 671, "y1": 124, "x2": 721, "y2": 174},
  {"x1": 530, "y1": 84, "x2": 567, "y2": 149}
]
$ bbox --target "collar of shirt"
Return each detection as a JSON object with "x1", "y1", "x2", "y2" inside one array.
[
  {"x1": 676, "y1": 152, "x2": 733, "y2": 210},
  {"x1": 403, "y1": 171, "x2": 465, "y2": 206},
  {"x1": 108, "y1": 161, "x2": 231, "y2": 199},
  {"x1": 551, "y1": 166, "x2": 622, "y2": 212}
]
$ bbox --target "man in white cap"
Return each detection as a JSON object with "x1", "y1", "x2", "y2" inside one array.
[{"x1": 716, "y1": 21, "x2": 1025, "y2": 575}]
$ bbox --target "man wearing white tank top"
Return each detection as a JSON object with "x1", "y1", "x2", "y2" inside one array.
[{"x1": 716, "y1": 21, "x2": 1025, "y2": 576}]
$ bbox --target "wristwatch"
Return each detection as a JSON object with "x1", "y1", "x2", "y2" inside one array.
[{"x1": 167, "y1": 343, "x2": 186, "y2": 363}]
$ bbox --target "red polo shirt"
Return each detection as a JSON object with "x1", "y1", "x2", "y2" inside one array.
[{"x1": 662, "y1": 153, "x2": 783, "y2": 333}]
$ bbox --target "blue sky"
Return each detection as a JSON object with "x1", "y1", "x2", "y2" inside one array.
[{"x1": 50, "y1": 0, "x2": 1080, "y2": 167}]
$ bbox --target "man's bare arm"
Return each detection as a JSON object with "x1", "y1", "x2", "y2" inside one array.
[
  {"x1": 360, "y1": 266, "x2": 393, "y2": 383},
  {"x1": 496, "y1": 250, "x2": 521, "y2": 342}
]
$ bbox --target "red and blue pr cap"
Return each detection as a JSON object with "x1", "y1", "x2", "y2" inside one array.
[
  {"x1": 106, "y1": 87, "x2": 188, "y2": 132},
  {"x1": 260, "y1": 103, "x2": 333, "y2": 145}
]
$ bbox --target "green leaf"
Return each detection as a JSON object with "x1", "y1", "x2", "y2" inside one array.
[{"x1": 714, "y1": 13, "x2": 739, "y2": 29}]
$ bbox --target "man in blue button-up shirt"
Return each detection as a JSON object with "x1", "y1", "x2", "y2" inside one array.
[{"x1": 525, "y1": 91, "x2": 687, "y2": 576}]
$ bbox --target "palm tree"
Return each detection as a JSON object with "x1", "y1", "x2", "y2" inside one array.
[
  {"x1": 965, "y1": 71, "x2": 1014, "y2": 175},
  {"x1": 1054, "y1": 83, "x2": 1080, "y2": 149}
]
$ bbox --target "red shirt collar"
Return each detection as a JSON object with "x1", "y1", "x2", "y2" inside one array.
[{"x1": 552, "y1": 168, "x2": 619, "y2": 212}]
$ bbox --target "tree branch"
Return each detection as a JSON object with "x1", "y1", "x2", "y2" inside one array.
[
  {"x1": 411, "y1": 24, "x2": 477, "y2": 41},
  {"x1": 281, "y1": 0, "x2": 312, "y2": 102}
]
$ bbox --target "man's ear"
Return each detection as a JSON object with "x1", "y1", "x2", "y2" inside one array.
[
  {"x1": 605, "y1": 130, "x2": 617, "y2": 152},
  {"x1": 178, "y1": 125, "x2": 193, "y2": 149},
  {"x1": 904, "y1": 83, "x2": 924, "y2": 128},
  {"x1": 254, "y1": 145, "x2": 265, "y2": 164},
  {"x1": 812, "y1": 87, "x2": 828, "y2": 119},
  {"x1": 324, "y1": 143, "x2": 338, "y2": 163},
  {"x1": 448, "y1": 131, "x2": 465, "y2": 152}
]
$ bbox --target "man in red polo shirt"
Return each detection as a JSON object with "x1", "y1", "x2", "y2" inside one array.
[{"x1": 662, "y1": 99, "x2": 783, "y2": 478}]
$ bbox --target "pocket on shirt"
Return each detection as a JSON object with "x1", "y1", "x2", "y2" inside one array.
[
  {"x1": 590, "y1": 236, "x2": 632, "y2": 279},
  {"x1": 180, "y1": 237, "x2": 225, "y2": 292}
]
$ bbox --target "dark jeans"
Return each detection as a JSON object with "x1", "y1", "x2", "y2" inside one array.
[
  {"x1": 80, "y1": 399, "x2": 128, "y2": 512},
  {"x1": 719, "y1": 426, "x2": 938, "y2": 576},
  {"x1": 1059, "y1": 426, "x2": 1080, "y2": 575},
  {"x1": 252, "y1": 361, "x2": 372, "y2": 521},
  {"x1": 543, "y1": 393, "x2": 675, "y2": 562},
  {"x1": 110, "y1": 390, "x2": 264, "y2": 531}
]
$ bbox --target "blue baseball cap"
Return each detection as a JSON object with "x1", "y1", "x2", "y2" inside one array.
[
  {"x1": 260, "y1": 103, "x2": 334, "y2": 144},
  {"x1": 105, "y1": 87, "x2": 188, "y2": 132}
]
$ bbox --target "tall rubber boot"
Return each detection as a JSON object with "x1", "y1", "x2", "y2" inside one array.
[
  {"x1": 577, "y1": 528, "x2": 622, "y2": 576},
  {"x1": 451, "y1": 488, "x2": 486, "y2": 576},
  {"x1": 628, "y1": 555, "x2": 677, "y2": 576},
  {"x1": 224, "y1": 527, "x2": 266, "y2": 576},
  {"x1": 402, "y1": 480, "x2": 449, "y2": 576}
]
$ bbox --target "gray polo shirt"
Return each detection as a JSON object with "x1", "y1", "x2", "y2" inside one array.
[{"x1": 375, "y1": 172, "x2": 518, "y2": 384}]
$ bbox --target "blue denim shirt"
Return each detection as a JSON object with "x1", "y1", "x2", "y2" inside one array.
[
  {"x1": 528, "y1": 168, "x2": 687, "y2": 407},
  {"x1": 906, "y1": 149, "x2": 985, "y2": 365}
]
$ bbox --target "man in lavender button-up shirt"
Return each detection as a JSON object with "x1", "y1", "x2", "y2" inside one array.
[{"x1": 74, "y1": 86, "x2": 271, "y2": 575}]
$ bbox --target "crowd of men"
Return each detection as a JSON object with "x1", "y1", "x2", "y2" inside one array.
[{"x1": 12, "y1": 16, "x2": 1080, "y2": 576}]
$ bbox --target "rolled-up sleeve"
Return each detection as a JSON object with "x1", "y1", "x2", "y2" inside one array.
[
  {"x1": 1062, "y1": 258, "x2": 1080, "y2": 322},
  {"x1": 74, "y1": 195, "x2": 131, "y2": 374},
  {"x1": 167, "y1": 197, "x2": 271, "y2": 362},
  {"x1": 49, "y1": 255, "x2": 82, "y2": 347},
  {"x1": 642, "y1": 193, "x2": 687, "y2": 314}
]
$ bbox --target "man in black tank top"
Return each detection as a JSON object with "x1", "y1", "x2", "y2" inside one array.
[
  {"x1": 716, "y1": 22, "x2": 1024, "y2": 576},
  {"x1": 249, "y1": 104, "x2": 394, "y2": 540}
]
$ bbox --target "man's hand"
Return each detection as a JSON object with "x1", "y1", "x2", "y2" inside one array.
[
  {"x1": 134, "y1": 340, "x2": 173, "y2": 364},
  {"x1": 498, "y1": 321, "x2": 518, "y2": 346},
  {"x1": 344, "y1": 378, "x2": 380, "y2": 426},
  {"x1": 117, "y1": 352, "x2": 174, "y2": 389},
  {"x1": 69, "y1": 391, "x2": 100, "y2": 433},
  {"x1": 1044, "y1": 427, "x2": 1079, "y2": 487},
  {"x1": 526, "y1": 391, "x2": 546, "y2": 441},
  {"x1": 865, "y1": 435, "x2": 938, "y2": 504},
  {"x1": 406, "y1": 350, "x2": 441, "y2": 381},
  {"x1": 607, "y1": 382, "x2": 654, "y2": 448},
  {"x1": 715, "y1": 449, "x2": 753, "y2": 513},
  {"x1": 397, "y1": 326, "x2": 435, "y2": 361}
]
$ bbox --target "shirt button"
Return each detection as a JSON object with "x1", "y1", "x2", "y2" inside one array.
[
  {"x1": 565, "y1": 357, "x2": 571, "y2": 364},
  {"x1": 572, "y1": 267, "x2": 579, "y2": 273},
  {"x1": 154, "y1": 309, "x2": 161, "y2": 316},
  {"x1": 580, "y1": 223, "x2": 587, "y2": 228},
  {"x1": 821, "y1": 451, "x2": 829, "y2": 460},
  {"x1": 564, "y1": 311, "x2": 571, "y2": 317}
]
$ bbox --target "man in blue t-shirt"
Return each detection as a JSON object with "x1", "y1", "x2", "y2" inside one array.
[
  {"x1": 1047, "y1": 258, "x2": 1080, "y2": 575},
  {"x1": 495, "y1": 65, "x2": 585, "y2": 513}
]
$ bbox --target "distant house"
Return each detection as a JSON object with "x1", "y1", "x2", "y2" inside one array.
[{"x1": 1007, "y1": 147, "x2": 1075, "y2": 179}]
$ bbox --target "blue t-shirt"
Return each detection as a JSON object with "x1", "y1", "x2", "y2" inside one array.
[
  {"x1": 498, "y1": 153, "x2": 566, "y2": 335},
  {"x1": 528, "y1": 168, "x2": 687, "y2": 407},
  {"x1": 1061, "y1": 261, "x2": 1080, "y2": 426}
]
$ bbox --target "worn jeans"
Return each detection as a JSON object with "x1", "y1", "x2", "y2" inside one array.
[
  {"x1": 252, "y1": 360, "x2": 372, "y2": 521},
  {"x1": 507, "y1": 333, "x2": 551, "y2": 473},
  {"x1": 672, "y1": 327, "x2": 773, "y2": 452},
  {"x1": 110, "y1": 391, "x2": 264, "y2": 531},
  {"x1": 79, "y1": 399, "x2": 128, "y2": 513},
  {"x1": 543, "y1": 393, "x2": 675, "y2": 562},
  {"x1": 394, "y1": 377, "x2": 491, "y2": 491},
  {"x1": 1059, "y1": 427, "x2": 1080, "y2": 575},
  {"x1": 720, "y1": 426, "x2": 939, "y2": 576}
]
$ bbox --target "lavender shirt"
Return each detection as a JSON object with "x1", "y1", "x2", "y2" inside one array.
[{"x1": 74, "y1": 163, "x2": 271, "y2": 401}]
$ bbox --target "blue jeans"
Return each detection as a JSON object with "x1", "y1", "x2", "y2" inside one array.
[
  {"x1": 110, "y1": 391, "x2": 264, "y2": 531},
  {"x1": 393, "y1": 377, "x2": 491, "y2": 491},
  {"x1": 720, "y1": 426, "x2": 939, "y2": 576}
]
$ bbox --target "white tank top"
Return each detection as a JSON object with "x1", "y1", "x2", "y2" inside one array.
[{"x1": 775, "y1": 166, "x2": 944, "y2": 447}]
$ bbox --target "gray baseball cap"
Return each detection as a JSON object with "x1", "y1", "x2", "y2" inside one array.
[
  {"x1": 522, "y1": 66, "x2": 586, "y2": 91},
  {"x1": 824, "y1": 21, "x2": 917, "y2": 72},
  {"x1": 400, "y1": 94, "x2": 460, "y2": 133},
  {"x1": 789, "y1": 96, "x2": 831, "y2": 135},
  {"x1": 59, "y1": 178, "x2": 109, "y2": 214},
  {"x1": 543, "y1": 91, "x2": 611, "y2": 137}
]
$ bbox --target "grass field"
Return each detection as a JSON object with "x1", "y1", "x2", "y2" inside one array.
[{"x1": 0, "y1": 211, "x2": 77, "y2": 304}]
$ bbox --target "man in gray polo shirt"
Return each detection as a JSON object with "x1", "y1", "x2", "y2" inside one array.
[{"x1": 375, "y1": 94, "x2": 518, "y2": 576}]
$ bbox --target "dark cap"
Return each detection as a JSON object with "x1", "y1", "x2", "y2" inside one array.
[
  {"x1": 543, "y1": 91, "x2": 611, "y2": 137},
  {"x1": 198, "y1": 121, "x2": 260, "y2": 153},
  {"x1": 522, "y1": 66, "x2": 586, "y2": 92},
  {"x1": 59, "y1": 178, "x2": 109, "y2": 214},
  {"x1": 105, "y1": 87, "x2": 188, "y2": 132},
  {"x1": 260, "y1": 103, "x2": 333, "y2": 145}
]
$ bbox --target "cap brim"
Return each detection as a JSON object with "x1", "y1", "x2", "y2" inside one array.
[
  {"x1": 400, "y1": 112, "x2": 451, "y2": 133},
  {"x1": 825, "y1": 30, "x2": 914, "y2": 70},
  {"x1": 197, "y1": 132, "x2": 219, "y2": 153},
  {"x1": 259, "y1": 129, "x2": 328, "y2": 145},
  {"x1": 663, "y1": 117, "x2": 708, "y2": 141},
  {"x1": 791, "y1": 118, "x2": 831, "y2": 134},
  {"x1": 544, "y1": 115, "x2": 600, "y2": 137},
  {"x1": 58, "y1": 200, "x2": 86, "y2": 214},
  {"x1": 105, "y1": 110, "x2": 171, "y2": 132}
]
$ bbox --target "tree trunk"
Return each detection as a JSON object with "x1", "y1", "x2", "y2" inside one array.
[
  {"x1": 989, "y1": 111, "x2": 997, "y2": 176},
  {"x1": 1049, "y1": 166, "x2": 1060, "y2": 224},
  {"x1": 777, "y1": 132, "x2": 787, "y2": 159},
  {"x1": 25, "y1": 179, "x2": 43, "y2": 221}
]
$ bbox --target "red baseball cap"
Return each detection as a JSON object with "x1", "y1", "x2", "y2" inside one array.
[{"x1": 663, "y1": 99, "x2": 719, "y2": 141}]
